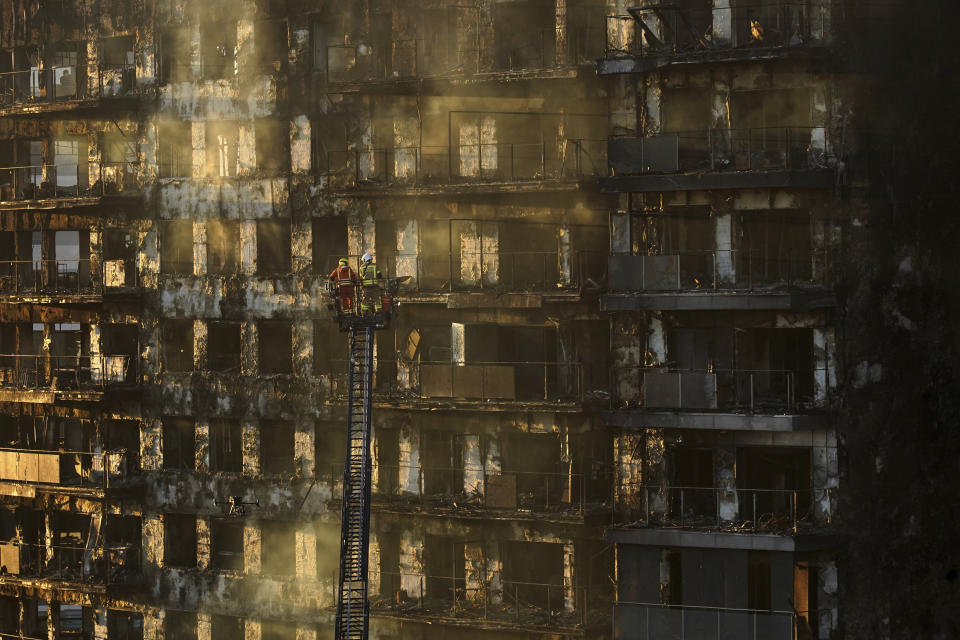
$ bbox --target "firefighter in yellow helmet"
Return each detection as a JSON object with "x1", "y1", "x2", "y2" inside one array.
[{"x1": 359, "y1": 252, "x2": 383, "y2": 314}]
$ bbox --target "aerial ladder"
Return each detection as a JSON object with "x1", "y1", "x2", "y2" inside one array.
[{"x1": 328, "y1": 263, "x2": 406, "y2": 640}]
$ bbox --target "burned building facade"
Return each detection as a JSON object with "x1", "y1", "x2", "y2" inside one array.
[{"x1": 1, "y1": 0, "x2": 951, "y2": 639}]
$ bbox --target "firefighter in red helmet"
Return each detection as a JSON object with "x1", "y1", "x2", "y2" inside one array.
[{"x1": 329, "y1": 258, "x2": 358, "y2": 314}]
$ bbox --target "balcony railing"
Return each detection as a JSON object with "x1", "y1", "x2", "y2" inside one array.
[
  {"x1": 608, "y1": 127, "x2": 827, "y2": 175},
  {"x1": 0, "y1": 162, "x2": 140, "y2": 203},
  {"x1": 321, "y1": 29, "x2": 607, "y2": 84},
  {"x1": 0, "y1": 64, "x2": 139, "y2": 109},
  {"x1": 604, "y1": 3, "x2": 828, "y2": 59},
  {"x1": 320, "y1": 140, "x2": 607, "y2": 189},
  {"x1": 369, "y1": 360, "x2": 586, "y2": 404},
  {"x1": 0, "y1": 259, "x2": 139, "y2": 297},
  {"x1": 613, "y1": 484, "x2": 834, "y2": 532},
  {"x1": 0, "y1": 354, "x2": 133, "y2": 393},
  {"x1": 0, "y1": 447, "x2": 135, "y2": 491},
  {"x1": 611, "y1": 367, "x2": 815, "y2": 412},
  {"x1": 0, "y1": 541, "x2": 140, "y2": 585},
  {"x1": 607, "y1": 249, "x2": 831, "y2": 291},
  {"x1": 365, "y1": 465, "x2": 606, "y2": 515},
  {"x1": 372, "y1": 573, "x2": 591, "y2": 629},
  {"x1": 382, "y1": 249, "x2": 606, "y2": 294},
  {"x1": 613, "y1": 602, "x2": 833, "y2": 640}
]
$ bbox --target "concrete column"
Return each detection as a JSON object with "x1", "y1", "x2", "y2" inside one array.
[
  {"x1": 648, "y1": 314, "x2": 667, "y2": 363},
  {"x1": 714, "y1": 446, "x2": 738, "y2": 522},
  {"x1": 295, "y1": 416, "x2": 315, "y2": 479},
  {"x1": 142, "y1": 514, "x2": 163, "y2": 569},
  {"x1": 191, "y1": 121, "x2": 206, "y2": 179},
  {"x1": 395, "y1": 219, "x2": 419, "y2": 286},
  {"x1": 484, "y1": 539, "x2": 503, "y2": 604},
  {"x1": 289, "y1": 115, "x2": 312, "y2": 174},
  {"x1": 238, "y1": 123, "x2": 256, "y2": 175},
  {"x1": 485, "y1": 436, "x2": 502, "y2": 476},
  {"x1": 291, "y1": 220, "x2": 312, "y2": 274},
  {"x1": 137, "y1": 227, "x2": 158, "y2": 289},
  {"x1": 643, "y1": 74, "x2": 663, "y2": 134},
  {"x1": 555, "y1": 0, "x2": 568, "y2": 66},
  {"x1": 368, "y1": 533, "x2": 381, "y2": 595},
  {"x1": 143, "y1": 610, "x2": 163, "y2": 640},
  {"x1": 644, "y1": 429, "x2": 668, "y2": 519},
  {"x1": 398, "y1": 424, "x2": 420, "y2": 495},
  {"x1": 244, "y1": 524, "x2": 262, "y2": 574},
  {"x1": 462, "y1": 434, "x2": 484, "y2": 497},
  {"x1": 293, "y1": 320, "x2": 313, "y2": 379},
  {"x1": 198, "y1": 613, "x2": 212, "y2": 640},
  {"x1": 813, "y1": 327, "x2": 835, "y2": 405},
  {"x1": 559, "y1": 224, "x2": 572, "y2": 285},
  {"x1": 296, "y1": 525, "x2": 317, "y2": 579},
  {"x1": 240, "y1": 221, "x2": 257, "y2": 275},
  {"x1": 482, "y1": 222, "x2": 499, "y2": 287},
  {"x1": 93, "y1": 608, "x2": 107, "y2": 640},
  {"x1": 192, "y1": 222, "x2": 207, "y2": 276},
  {"x1": 399, "y1": 530, "x2": 424, "y2": 598},
  {"x1": 193, "y1": 320, "x2": 208, "y2": 371},
  {"x1": 715, "y1": 209, "x2": 735, "y2": 285},
  {"x1": 712, "y1": 0, "x2": 733, "y2": 47},
  {"x1": 464, "y1": 541, "x2": 485, "y2": 603},
  {"x1": 88, "y1": 323, "x2": 102, "y2": 383},
  {"x1": 614, "y1": 432, "x2": 644, "y2": 513},
  {"x1": 241, "y1": 321, "x2": 258, "y2": 376},
  {"x1": 140, "y1": 419, "x2": 162, "y2": 471},
  {"x1": 241, "y1": 421, "x2": 260, "y2": 475},
  {"x1": 244, "y1": 619, "x2": 262, "y2": 640},
  {"x1": 88, "y1": 228, "x2": 102, "y2": 291},
  {"x1": 458, "y1": 222, "x2": 482, "y2": 287},
  {"x1": 85, "y1": 33, "x2": 99, "y2": 97},
  {"x1": 46, "y1": 602, "x2": 57, "y2": 640},
  {"x1": 197, "y1": 517, "x2": 212, "y2": 570},
  {"x1": 562, "y1": 542, "x2": 576, "y2": 613},
  {"x1": 195, "y1": 420, "x2": 210, "y2": 473}
]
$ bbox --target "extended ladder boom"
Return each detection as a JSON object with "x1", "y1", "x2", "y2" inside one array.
[{"x1": 335, "y1": 326, "x2": 375, "y2": 640}]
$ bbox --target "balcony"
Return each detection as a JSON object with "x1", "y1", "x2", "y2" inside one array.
[
  {"x1": 603, "y1": 127, "x2": 833, "y2": 192},
  {"x1": 0, "y1": 259, "x2": 139, "y2": 302},
  {"x1": 0, "y1": 354, "x2": 134, "y2": 402},
  {"x1": 359, "y1": 466, "x2": 609, "y2": 521},
  {"x1": 0, "y1": 541, "x2": 140, "y2": 589},
  {"x1": 368, "y1": 360, "x2": 588, "y2": 409},
  {"x1": 380, "y1": 250, "x2": 607, "y2": 301},
  {"x1": 0, "y1": 64, "x2": 142, "y2": 116},
  {"x1": 320, "y1": 139, "x2": 607, "y2": 195},
  {"x1": 613, "y1": 484, "x2": 834, "y2": 533},
  {"x1": 0, "y1": 447, "x2": 138, "y2": 497},
  {"x1": 602, "y1": 2, "x2": 830, "y2": 74},
  {"x1": 318, "y1": 27, "x2": 606, "y2": 86},
  {"x1": 371, "y1": 575, "x2": 598, "y2": 632},
  {"x1": 613, "y1": 602, "x2": 832, "y2": 640},
  {"x1": 605, "y1": 249, "x2": 835, "y2": 310},
  {"x1": 0, "y1": 162, "x2": 141, "y2": 209}
]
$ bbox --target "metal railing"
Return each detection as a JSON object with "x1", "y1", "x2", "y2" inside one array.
[
  {"x1": 0, "y1": 259, "x2": 138, "y2": 297},
  {"x1": 322, "y1": 29, "x2": 607, "y2": 84},
  {"x1": 367, "y1": 360, "x2": 586, "y2": 404},
  {"x1": 0, "y1": 446, "x2": 134, "y2": 490},
  {"x1": 0, "y1": 541, "x2": 139, "y2": 585},
  {"x1": 0, "y1": 161, "x2": 141, "y2": 202},
  {"x1": 611, "y1": 367, "x2": 816, "y2": 412},
  {"x1": 0, "y1": 63, "x2": 139, "y2": 109},
  {"x1": 614, "y1": 602, "x2": 833, "y2": 640},
  {"x1": 607, "y1": 249, "x2": 830, "y2": 291},
  {"x1": 604, "y1": 3, "x2": 828, "y2": 58},
  {"x1": 0, "y1": 354, "x2": 133, "y2": 392},
  {"x1": 612, "y1": 484, "x2": 834, "y2": 532},
  {"x1": 371, "y1": 572, "x2": 590, "y2": 628},
  {"x1": 382, "y1": 249, "x2": 606, "y2": 293},
  {"x1": 320, "y1": 139, "x2": 607, "y2": 188},
  {"x1": 366, "y1": 465, "x2": 602, "y2": 515},
  {"x1": 608, "y1": 126, "x2": 828, "y2": 175}
]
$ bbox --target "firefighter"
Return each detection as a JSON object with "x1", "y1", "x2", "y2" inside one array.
[
  {"x1": 359, "y1": 252, "x2": 383, "y2": 314},
  {"x1": 329, "y1": 258, "x2": 357, "y2": 314}
]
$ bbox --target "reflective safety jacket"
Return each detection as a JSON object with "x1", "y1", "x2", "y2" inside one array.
[
  {"x1": 329, "y1": 264, "x2": 356, "y2": 285},
  {"x1": 360, "y1": 262, "x2": 382, "y2": 286}
]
